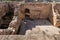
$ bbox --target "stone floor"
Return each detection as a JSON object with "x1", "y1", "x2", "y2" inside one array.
[{"x1": 19, "y1": 19, "x2": 52, "y2": 35}]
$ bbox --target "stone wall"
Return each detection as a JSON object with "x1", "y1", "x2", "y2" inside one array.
[
  {"x1": 21, "y1": 3, "x2": 52, "y2": 19},
  {"x1": 53, "y1": 3, "x2": 60, "y2": 26},
  {"x1": 0, "y1": 2, "x2": 22, "y2": 35}
]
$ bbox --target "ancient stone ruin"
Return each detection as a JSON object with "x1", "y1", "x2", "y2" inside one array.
[{"x1": 0, "y1": 1, "x2": 60, "y2": 37}]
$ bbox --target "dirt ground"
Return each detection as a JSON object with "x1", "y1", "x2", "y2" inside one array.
[{"x1": 0, "y1": 25, "x2": 60, "y2": 40}]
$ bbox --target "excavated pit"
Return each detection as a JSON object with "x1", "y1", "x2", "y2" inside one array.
[
  {"x1": 0, "y1": 2, "x2": 60, "y2": 35},
  {"x1": 19, "y1": 9, "x2": 53, "y2": 35},
  {"x1": 18, "y1": 3, "x2": 53, "y2": 35},
  {"x1": 0, "y1": 12, "x2": 14, "y2": 29}
]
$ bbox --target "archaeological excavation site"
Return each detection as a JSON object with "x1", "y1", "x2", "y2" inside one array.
[{"x1": 1, "y1": 0, "x2": 60, "y2": 40}]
